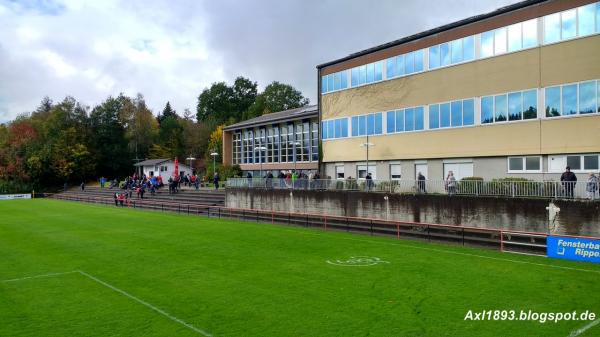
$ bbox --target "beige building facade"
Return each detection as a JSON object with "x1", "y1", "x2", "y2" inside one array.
[{"x1": 318, "y1": 0, "x2": 600, "y2": 181}]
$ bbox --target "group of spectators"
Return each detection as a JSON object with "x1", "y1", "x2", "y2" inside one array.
[{"x1": 245, "y1": 170, "x2": 322, "y2": 189}]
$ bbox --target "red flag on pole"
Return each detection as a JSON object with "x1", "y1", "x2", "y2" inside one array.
[{"x1": 174, "y1": 158, "x2": 179, "y2": 178}]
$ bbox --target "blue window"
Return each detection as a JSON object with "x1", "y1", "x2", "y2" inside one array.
[
  {"x1": 429, "y1": 45, "x2": 440, "y2": 69},
  {"x1": 481, "y1": 31, "x2": 494, "y2": 57},
  {"x1": 359, "y1": 115, "x2": 366, "y2": 135},
  {"x1": 429, "y1": 104, "x2": 440, "y2": 129},
  {"x1": 327, "y1": 75, "x2": 334, "y2": 93},
  {"x1": 359, "y1": 65, "x2": 367, "y2": 85},
  {"x1": 404, "y1": 52, "x2": 414, "y2": 74},
  {"x1": 321, "y1": 76, "x2": 327, "y2": 93},
  {"x1": 597, "y1": 3, "x2": 600, "y2": 33},
  {"x1": 522, "y1": 19, "x2": 538, "y2": 49},
  {"x1": 544, "y1": 13, "x2": 561, "y2": 44},
  {"x1": 463, "y1": 36, "x2": 474, "y2": 61},
  {"x1": 562, "y1": 84, "x2": 577, "y2": 115},
  {"x1": 333, "y1": 73, "x2": 341, "y2": 91},
  {"x1": 366, "y1": 63, "x2": 374, "y2": 83},
  {"x1": 321, "y1": 121, "x2": 328, "y2": 139},
  {"x1": 334, "y1": 119, "x2": 342, "y2": 138},
  {"x1": 374, "y1": 113, "x2": 383, "y2": 134},
  {"x1": 395, "y1": 110, "x2": 404, "y2": 132},
  {"x1": 451, "y1": 39, "x2": 462, "y2": 64},
  {"x1": 578, "y1": 4, "x2": 595, "y2": 36},
  {"x1": 440, "y1": 43, "x2": 450, "y2": 66},
  {"x1": 351, "y1": 68, "x2": 359, "y2": 87},
  {"x1": 523, "y1": 90, "x2": 537, "y2": 119},
  {"x1": 508, "y1": 92, "x2": 522, "y2": 121},
  {"x1": 579, "y1": 81, "x2": 595, "y2": 114},
  {"x1": 366, "y1": 114, "x2": 375, "y2": 135},
  {"x1": 451, "y1": 100, "x2": 462, "y2": 126},
  {"x1": 340, "y1": 71, "x2": 347, "y2": 89},
  {"x1": 327, "y1": 120, "x2": 334, "y2": 139},
  {"x1": 463, "y1": 99, "x2": 474, "y2": 125},
  {"x1": 374, "y1": 62, "x2": 383, "y2": 81},
  {"x1": 396, "y1": 55, "x2": 405, "y2": 76},
  {"x1": 386, "y1": 58, "x2": 396, "y2": 79},
  {"x1": 440, "y1": 103, "x2": 451, "y2": 127},
  {"x1": 341, "y1": 118, "x2": 349, "y2": 137},
  {"x1": 545, "y1": 86, "x2": 561, "y2": 117},
  {"x1": 495, "y1": 95, "x2": 507, "y2": 122},
  {"x1": 405, "y1": 108, "x2": 414, "y2": 131},
  {"x1": 386, "y1": 111, "x2": 395, "y2": 133},
  {"x1": 351, "y1": 116, "x2": 359, "y2": 136},
  {"x1": 481, "y1": 96, "x2": 494, "y2": 124},
  {"x1": 414, "y1": 107, "x2": 424, "y2": 130},
  {"x1": 561, "y1": 9, "x2": 576, "y2": 40},
  {"x1": 414, "y1": 50, "x2": 423, "y2": 72}
]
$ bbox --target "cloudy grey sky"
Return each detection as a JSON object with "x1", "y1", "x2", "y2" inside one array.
[{"x1": 0, "y1": 0, "x2": 521, "y2": 122}]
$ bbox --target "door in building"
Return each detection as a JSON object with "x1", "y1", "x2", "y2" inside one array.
[
  {"x1": 415, "y1": 163, "x2": 428, "y2": 180},
  {"x1": 443, "y1": 162, "x2": 473, "y2": 180}
]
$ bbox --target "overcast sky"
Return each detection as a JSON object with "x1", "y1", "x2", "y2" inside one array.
[{"x1": 0, "y1": 0, "x2": 522, "y2": 123}]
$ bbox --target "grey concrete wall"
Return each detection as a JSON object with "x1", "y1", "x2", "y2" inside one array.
[{"x1": 226, "y1": 188, "x2": 600, "y2": 237}]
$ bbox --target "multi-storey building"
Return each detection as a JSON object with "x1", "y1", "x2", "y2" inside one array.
[
  {"x1": 318, "y1": 0, "x2": 600, "y2": 181},
  {"x1": 222, "y1": 105, "x2": 319, "y2": 176}
]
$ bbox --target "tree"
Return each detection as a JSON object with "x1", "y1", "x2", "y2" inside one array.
[
  {"x1": 90, "y1": 97, "x2": 130, "y2": 178},
  {"x1": 196, "y1": 82, "x2": 235, "y2": 124},
  {"x1": 206, "y1": 124, "x2": 224, "y2": 161},
  {"x1": 231, "y1": 77, "x2": 258, "y2": 116},
  {"x1": 261, "y1": 81, "x2": 309, "y2": 114}
]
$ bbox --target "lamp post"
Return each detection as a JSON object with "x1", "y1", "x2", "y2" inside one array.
[
  {"x1": 360, "y1": 134, "x2": 375, "y2": 188},
  {"x1": 186, "y1": 155, "x2": 196, "y2": 175},
  {"x1": 289, "y1": 141, "x2": 301, "y2": 173},
  {"x1": 210, "y1": 152, "x2": 218, "y2": 177},
  {"x1": 254, "y1": 146, "x2": 267, "y2": 178}
]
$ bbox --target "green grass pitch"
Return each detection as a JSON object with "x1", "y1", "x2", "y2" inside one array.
[{"x1": 1, "y1": 199, "x2": 599, "y2": 337}]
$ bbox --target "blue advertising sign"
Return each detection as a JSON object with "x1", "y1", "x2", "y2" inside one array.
[{"x1": 547, "y1": 236, "x2": 600, "y2": 263}]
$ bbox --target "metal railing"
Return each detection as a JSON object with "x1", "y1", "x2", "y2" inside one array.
[
  {"x1": 50, "y1": 193, "x2": 600, "y2": 256},
  {"x1": 226, "y1": 178, "x2": 597, "y2": 200}
]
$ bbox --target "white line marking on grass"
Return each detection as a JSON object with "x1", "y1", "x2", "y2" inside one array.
[
  {"x1": 1, "y1": 271, "x2": 78, "y2": 283},
  {"x1": 76, "y1": 270, "x2": 212, "y2": 337},
  {"x1": 568, "y1": 318, "x2": 600, "y2": 337},
  {"x1": 264, "y1": 226, "x2": 600, "y2": 275}
]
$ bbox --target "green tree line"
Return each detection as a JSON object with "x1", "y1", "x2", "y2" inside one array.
[{"x1": 0, "y1": 77, "x2": 308, "y2": 192}]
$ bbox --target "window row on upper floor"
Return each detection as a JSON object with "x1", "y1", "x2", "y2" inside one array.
[
  {"x1": 321, "y1": 2, "x2": 600, "y2": 95},
  {"x1": 321, "y1": 78, "x2": 599, "y2": 140}
]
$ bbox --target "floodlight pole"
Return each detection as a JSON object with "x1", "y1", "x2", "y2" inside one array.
[
  {"x1": 210, "y1": 152, "x2": 219, "y2": 177},
  {"x1": 186, "y1": 155, "x2": 196, "y2": 175}
]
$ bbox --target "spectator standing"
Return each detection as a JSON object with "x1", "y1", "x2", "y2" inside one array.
[
  {"x1": 586, "y1": 173, "x2": 598, "y2": 200},
  {"x1": 417, "y1": 172, "x2": 427, "y2": 194},
  {"x1": 246, "y1": 172, "x2": 252, "y2": 188},
  {"x1": 365, "y1": 173, "x2": 373, "y2": 191},
  {"x1": 560, "y1": 166, "x2": 577, "y2": 198},
  {"x1": 445, "y1": 171, "x2": 457, "y2": 196},
  {"x1": 80, "y1": 182, "x2": 85, "y2": 192},
  {"x1": 213, "y1": 172, "x2": 220, "y2": 190}
]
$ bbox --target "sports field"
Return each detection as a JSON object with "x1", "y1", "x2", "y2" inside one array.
[{"x1": 1, "y1": 199, "x2": 599, "y2": 337}]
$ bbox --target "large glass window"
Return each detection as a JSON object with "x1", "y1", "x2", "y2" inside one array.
[
  {"x1": 359, "y1": 65, "x2": 367, "y2": 85},
  {"x1": 404, "y1": 108, "x2": 414, "y2": 131},
  {"x1": 584, "y1": 155, "x2": 599, "y2": 170},
  {"x1": 545, "y1": 86, "x2": 561, "y2": 117},
  {"x1": 351, "y1": 62, "x2": 383, "y2": 87},
  {"x1": 366, "y1": 114, "x2": 375, "y2": 135},
  {"x1": 374, "y1": 62, "x2": 383, "y2": 81},
  {"x1": 322, "y1": 118, "x2": 348, "y2": 139},
  {"x1": 429, "y1": 45, "x2": 440, "y2": 69},
  {"x1": 274, "y1": 125, "x2": 280, "y2": 163},
  {"x1": 440, "y1": 103, "x2": 451, "y2": 128},
  {"x1": 451, "y1": 39, "x2": 462, "y2": 64},
  {"x1": 366, "y1": 63, "x2": 374, "y2": 83},
  {"x1": 396, "y1": 55, "x2": 405, "y2": 77},
  {"x1": 386, "y1": 58, "x2": 395, "y2": 79},
  {"x1": 359, "y1": 115, "x2": 366, "y2": 135},
  {"x1": 386, "y1": 111, "x2": 395, "y2": 133},
  {"x1": 561, "y1": 9, "x2": 577, "y2": 40},
  {"x1": 463, "y1": 36, "x2": 474, "y2": 61},
  {"x1": 495, "y1": 94, "x2": 507, "y2": 122},
  {"x1": 395, "y1": 110, "x2": 404, "y2": 132},
  {"x1": 414, "y1": 50, "x2": 423, "y2": 72},
  {"x1": 508, "y1": 92, "x2": 522, "y2": 121},
  {"x1": 523, "y1": 89, "x2": 537, "y2": 119},
  {"x1": 508, "y1": 156, "x2": 541, "y2": 172},
  {"x1": 562, "y1": 84, "x2": 577, "y2": 115},
  {"x1": 481, "y1": 97, "x2": 494, "y2": 124},
  {"x1": 578, "y1": 4, "x2": 596, "y2": 36},
  {"x1": 508, "y1": 23, "x2": 522, "y2": 52},
  {"x1": 544, "y1": 13, "x2": 561, "y2": 44},
  {"x1": 351, "y1": 68, "x2": 359, "y2": 87},
  {"x1": 522, "y1": 19, "x2": 538, "y2": 48},
  {"x1": 351, "y1": 116, "x2": 358, "y2": 137},
  {"x1": 429, "y1": 104, "x2": 440, "y2": 129},
  {"x1": 310, "y1": 121, "x2": 317, "y2": 162},
  {"x1": 451, "y1": 100, "x2": 462, "y2": 127},
  {"x1": 415, "y1": 107, "x2": 424, "y2": 130},
  {"x1": 404, "y1": 51, "x2": 414, "y2": 74},
  {"x1": 481, "y1": 31, "x2": 494, "y2": 58},
  {"x1": 579, "y1": 81, "x2": 596, "y2": 114},
  {"x1": 463, "y1": 99, "x2": 474, "y2": 125},
  {"x1": 327, "y1": 75, "x2": 334, "y2": 93},
  {"x1": 374, "y1": 113, "x2": 383, "y2": 134},
  {"x1": 494, "y1": 28, "x2": 507, "y2": 55},
  {"x1": 440, "y1": 43, "x2": 450, "y2": 66}
]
